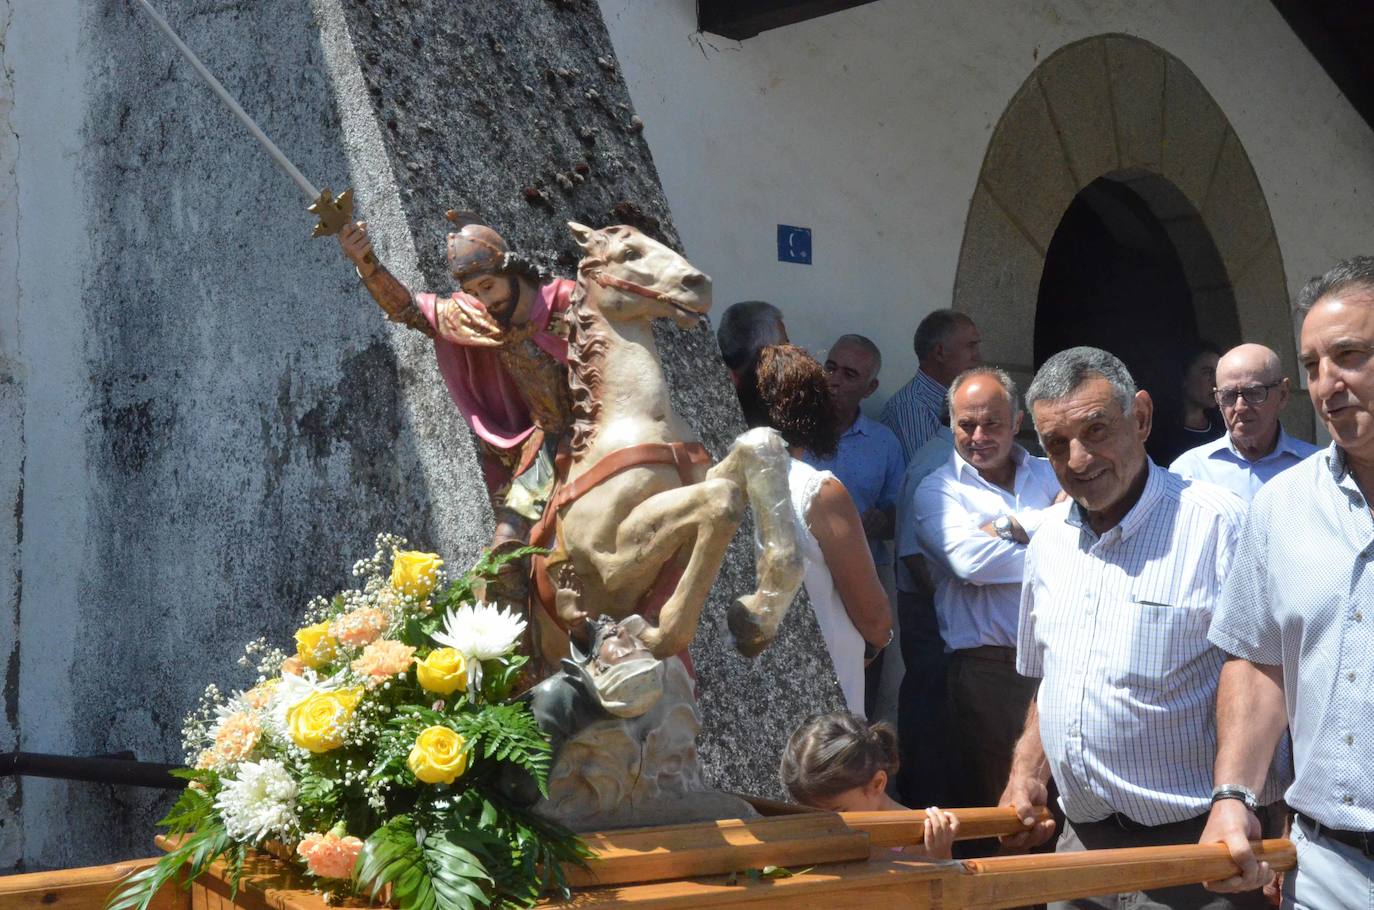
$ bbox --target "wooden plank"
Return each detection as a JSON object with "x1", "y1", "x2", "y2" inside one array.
[
  {"x1": 952, "y1": 839, "x2": 1297, "y2": 910},
  {"x1": 566, "y1": 812, "x2": 871, "y2": 888},
  {"x1": 841, "y1": 807, "x2": 1054, "y2": 848},
  {"x1": 0, "y1": 856, "x2": 187, "y2": 910},
  {"x1": 543, "y1": 858, "x2": 956, "y2": 909},
  {"x1": 157, "y1": 838, "x2": 328, "y2": 910}
]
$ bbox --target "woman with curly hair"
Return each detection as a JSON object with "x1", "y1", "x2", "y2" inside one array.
[{"x1": 753, "y1": 345, "x2": 893, "y2": 716}]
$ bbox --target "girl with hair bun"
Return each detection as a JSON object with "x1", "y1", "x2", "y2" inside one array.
[{"x1": 780, "y1": 711, "x2": 958, "y2": 859}]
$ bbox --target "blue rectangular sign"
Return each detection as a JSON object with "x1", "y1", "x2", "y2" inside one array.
[{"x1": 777, "y1": 224, "x2": 812, "y2": 265}]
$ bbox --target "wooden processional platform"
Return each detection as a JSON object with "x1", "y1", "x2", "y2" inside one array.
[{"x1": 1, "y1": 803, "x2": 1294, "y2": 910}]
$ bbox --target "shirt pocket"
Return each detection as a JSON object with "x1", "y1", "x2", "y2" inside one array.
[{"x1": 1116, "y1": 592, "x2": 1212, "y2": 689}]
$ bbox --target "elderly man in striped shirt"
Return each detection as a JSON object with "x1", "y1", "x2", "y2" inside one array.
[{"x1": 998, "y1": 346, "x2": 1285, "y2": 910}]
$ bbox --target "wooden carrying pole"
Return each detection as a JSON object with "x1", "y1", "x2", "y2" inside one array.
[
  {"x1": 8, "y1": 817, "x2": 1294, "y2": 910},
  {"x1": 544, "y1": 839, "x2": 1296, "y2": 909},
  {"x1": 956, "y1": 838, "x2": 1297, "y2": 909},
  {"x1": 841, "y1": 806, "x2": 1053, "y2": 849}
]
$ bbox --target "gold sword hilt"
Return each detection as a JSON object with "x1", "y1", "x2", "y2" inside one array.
[
  {"x1": 307, "y1": 186, "x2": 355, "y2": 238},
  {"x1": 308, "y1": 187, "x2": 379, "y2": 270}
]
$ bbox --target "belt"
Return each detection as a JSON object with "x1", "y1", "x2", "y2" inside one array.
[
  {"x1": 954, "y1": 645, "x2": 1017, "y2": 664},
  {"x1": 1296, "y1": 811, "x2": 1374, "y2": 856}
]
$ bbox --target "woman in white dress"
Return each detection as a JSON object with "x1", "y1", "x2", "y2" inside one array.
[{"x1": 752, "y1": 344, "x2": 893, "y2": 716}]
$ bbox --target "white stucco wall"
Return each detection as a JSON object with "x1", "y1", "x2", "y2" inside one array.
[{"x1": 598, "y1": 0, "x2": 1374, "y2": 411}]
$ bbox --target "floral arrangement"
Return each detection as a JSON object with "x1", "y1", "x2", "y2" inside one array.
[{"x1": 108, "y1": 534, "x2": 586, "y2": 910}]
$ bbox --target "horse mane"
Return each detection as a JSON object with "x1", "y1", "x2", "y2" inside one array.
[{"x1": 566, "y1": 260, "x2": 609, "y2": 458}]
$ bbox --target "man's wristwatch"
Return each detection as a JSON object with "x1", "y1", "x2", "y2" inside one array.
[
  {"x1": 1210, "y1": 784, "x2": 1260, "y2": 812},
  {"x1": 993, "y1": 514, "x2": 1017, "y2": 541}
]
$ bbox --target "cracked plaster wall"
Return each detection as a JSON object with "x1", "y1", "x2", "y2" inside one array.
[
  {"x1": 2, "y1": 0, "x2": 842, "y2": 872},
  {"x1": 1, "y1": 0, "x2": 22, "y2": 873}
]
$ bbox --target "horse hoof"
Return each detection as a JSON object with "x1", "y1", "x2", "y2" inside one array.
[{"x1": 727, "y1": 600, "x2": 773, "y2": 658}]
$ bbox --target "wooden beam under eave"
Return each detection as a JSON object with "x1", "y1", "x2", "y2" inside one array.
[{"x1": 698, "y1": 0, "x2": 883, "y2": 41}]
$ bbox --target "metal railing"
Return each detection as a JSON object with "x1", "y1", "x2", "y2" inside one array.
[{"x1": 0, "y1": 750, "x2": 185, "y2": 789}]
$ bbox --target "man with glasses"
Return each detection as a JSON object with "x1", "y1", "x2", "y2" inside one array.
[{"x1": 1169, "y1": 343, "x2": 1317, "y2": 502}]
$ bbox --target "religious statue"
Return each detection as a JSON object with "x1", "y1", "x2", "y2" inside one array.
[
  {"x1": 337, "y1": 216, "x2": 572, "y2": 560},
  {"x1": 520, "y1": 614, "x2": 757, "y2": 831},
  {"x1": 528, "y1": 222, "x2": 805, "y2": 671}
]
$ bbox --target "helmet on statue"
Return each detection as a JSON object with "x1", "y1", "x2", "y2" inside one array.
[{"x1": 445, "y1": 211, "x2": 510, "y2": 281}]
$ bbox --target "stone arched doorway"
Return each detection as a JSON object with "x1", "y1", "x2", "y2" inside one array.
[{"x1": 952, "y1": 34, "x2": 1313, "y2": 439}]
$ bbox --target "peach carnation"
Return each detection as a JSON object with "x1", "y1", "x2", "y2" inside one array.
[
  {"x1": 243, "y1": 681, "x2": 277, "y2": 711},
  {"x1": 351, "y1": 639, "x2": 416, "y2": 684},
  {"x1": 331, "y1": 607, "x2": 389, "y2": 647},
  {"x1": 212, "y1": 711, "x2": 262, "y2": 763},
  {"x1": 296, "y1": 831, "x2": 364, "y2": 880},
  {"x1": 280, "y1": 655, "x2": 306, "y2": 677}
]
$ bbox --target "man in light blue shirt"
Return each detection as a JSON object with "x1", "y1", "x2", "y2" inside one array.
[
  {"x1": 1203, "y1": 257, "x2": 1374, "y2": 907},
  {"x1": 806, "y1": 334, "x2": 907, "y2": 561},
  {"x1": 893, "y1": 424, "x2": 954, "y2": 807},
  {"x1": 806, "y1": 334, "x2": 906, "y2": 718},
  {"x1": 1170, "y1": 343, "x2": 1317, "y2": 501}
]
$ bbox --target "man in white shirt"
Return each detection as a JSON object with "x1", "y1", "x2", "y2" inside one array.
[
  {"x1": 912, "y1": 367, "x2": 1060, "y2": 811},
  {"x1": 999, "y1": 347, "x2": 1283, "y2": 910},
  {"x1": 1170, "y1": 343, "x2": 1317, "y2": 501}
]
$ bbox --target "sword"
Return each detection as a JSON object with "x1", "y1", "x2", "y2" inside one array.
[{"x1": 133, "y1": 0, "x2": 356, "y2": 240}]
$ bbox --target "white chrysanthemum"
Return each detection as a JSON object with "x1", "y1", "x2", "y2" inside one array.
[
  {"x1": 431, "y1": 602, "x2": 527, "y2": 688},
  {"x1": 214, "y1": 758, "x2": 299, "y2": 843}
]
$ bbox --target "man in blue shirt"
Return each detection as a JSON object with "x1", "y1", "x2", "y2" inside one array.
[
  {"x1": 1170, "y1": 343, "x2": 1317, "y2": 501},
  {"x1": 807, "y1": 334, "x2": 906, "y2": 717},
  {"x1": 808, "y1": 334, "x2": 907, "y2": 541}
]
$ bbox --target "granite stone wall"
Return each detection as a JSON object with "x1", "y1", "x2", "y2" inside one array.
[{"x1": 1, "y1": 0, "x2": 842, "y2": 870}]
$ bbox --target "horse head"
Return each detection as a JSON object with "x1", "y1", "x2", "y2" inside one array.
[{"x1": 568, "y1": 223, "x2": 712, "y2": 328}]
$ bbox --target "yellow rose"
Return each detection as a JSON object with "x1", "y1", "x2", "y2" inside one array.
[
  {"x1": 287, "y1": 688, "x2": 363, "y2": 753},
  {"x1": 407, "y1": 726, "x2": 468, "y2": 785},
  {"x1": 294, "y1": 621, "x2": 338, "y2": 670},
  {"x1": 391, "y1": 550, "x2": 444, "y2": 600},
  {"x1": 415, "y1": 648, "x2": 468, "y2": 696}
]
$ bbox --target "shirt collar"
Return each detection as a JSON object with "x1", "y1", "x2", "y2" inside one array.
[
  {"x1": 1065, "y1": 459, "x2": 1167, "y2": 543},
  {"x1": 1326, "y1": 443, "x2": 1366, "y2": 506},
  {"x1": 843, "y1": 412, "x2": 876, "y2": 439},
  {"x1": 951, "y1": 444, "x2": 1029, "y2": 487},
  {"x1": 1213, "y1": 424, "x2": 1304, "y2": 462},
  {"x1": 915, "y1": 369, "x2": 947, "y2": 403}
]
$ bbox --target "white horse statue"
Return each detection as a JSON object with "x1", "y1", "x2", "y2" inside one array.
[{"x1": 527, "y1": 222, "x2": 804, "y2": 667}]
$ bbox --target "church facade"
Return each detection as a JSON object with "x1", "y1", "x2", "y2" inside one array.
[{"x1": 602, "y1": 0, "x2": 1374, "y2": 438}]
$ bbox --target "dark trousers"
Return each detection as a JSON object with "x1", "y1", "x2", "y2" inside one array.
[
  {"x1": 945, "y1": 646, "x2": 1038, "y2": 810},
  {"x1": 895, "y1": 585, "x2": 951, "y2": 808},
  {"x1": 1052, "y1": 808, "x2": 1285, "y2": 910}
]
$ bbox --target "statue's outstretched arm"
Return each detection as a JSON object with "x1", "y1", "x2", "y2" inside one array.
[{"x1": 339, "y1": 221, "x2": 436, "y2": 338}]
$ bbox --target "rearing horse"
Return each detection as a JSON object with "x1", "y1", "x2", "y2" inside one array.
[{"x1": 529, "y1": 223, "x2": 803, "y2": 664}]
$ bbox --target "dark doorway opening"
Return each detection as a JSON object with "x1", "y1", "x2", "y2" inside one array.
[{"x1": 1035, "y1": 175, "x2": 1239, "y2": 464}]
